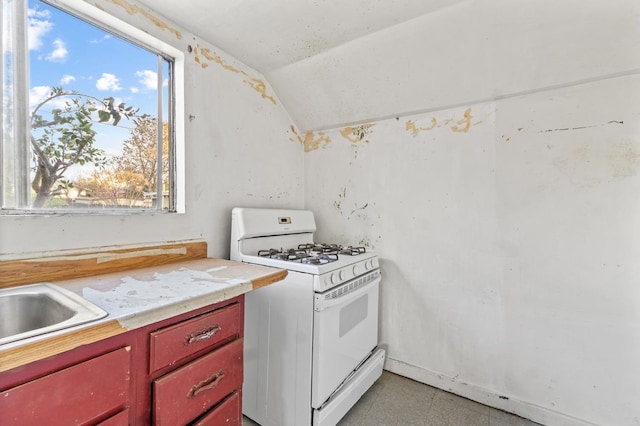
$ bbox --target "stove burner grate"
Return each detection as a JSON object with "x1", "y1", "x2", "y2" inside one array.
[{"x1": 258, "y1": 243, "x2": 365, "y2": 264}]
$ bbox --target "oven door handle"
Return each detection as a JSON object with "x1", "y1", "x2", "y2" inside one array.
[{"x1": 315, "y1": 275, "x2": 380, "y2": 311}]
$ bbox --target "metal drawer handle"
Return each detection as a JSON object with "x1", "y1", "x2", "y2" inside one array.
[
  {"x1": 185, "y1": 325, "x2": 222, "y2": 344},
  {"x1": 188, "y1": 370, "x2": 225, "y2": 399}
]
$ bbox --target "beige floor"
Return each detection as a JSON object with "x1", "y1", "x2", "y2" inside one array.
[{"x1": 242, "y1": 371, "x2": 541, "y2": 426}]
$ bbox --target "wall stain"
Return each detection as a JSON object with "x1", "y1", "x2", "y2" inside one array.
[
  {"x1": 350, "y1": 203, "x2": 369, "y2": 216},
  {"x1": 289, "y1": 125, "x2": 332, "y2": 152},
  {"x1": 106, "y1": 0, "x2": 182, "y2": 39},
  {"x1": 189, "y1": 44, "x2": 277, "y2": 105},
  {"x1": 340, "y1": 124, "x2": 375, "y2": 144},
  {"x1": 553, "y1": 138, "x2": 640, "y2": 187},
  {"x1": 244, "y1": 78, "x2": 277, "y2": 105},
  {"x1": 451, "y1": 108, "x2": 477, "y2": 133},
  {"x1": 333, "y1": 188, "x2": 347, "y2": 215},
  {"x1": 406, "y1": 117, "x2": 437, "y2": 136},
  {"x1": 199, "y1": 47, "x2": 248, "y2": 75},
  {"x1": 405, "y1": 108, "x2": 480, "y2": 136},
  {"x1": 608, "y1": 139, "x2": 640, "y2": 179},
  {"x1": 107, "y1": 0, "x2": 276, "y2": 105}
]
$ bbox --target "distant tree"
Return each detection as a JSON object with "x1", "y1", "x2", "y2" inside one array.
[
  {"x1": 30, "y1": 87, "x2": 142, "y2": 207},
  {"x1": 114, "y1": 118, "x2": 169, "y2": 194},
  {"x1": 76, "y1": 166, "x2": 145, "y2": 207}
]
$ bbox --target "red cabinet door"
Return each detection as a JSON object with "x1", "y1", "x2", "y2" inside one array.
[
  {"x1": 0, "y1": 347, "x2": 131, "y2": 425},
  {"x1": 153, "y1": 338, "x2": 242, "y2": 426}
]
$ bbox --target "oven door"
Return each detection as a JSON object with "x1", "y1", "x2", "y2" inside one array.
[{"x1": 311, "y1": 270, "x2": 381, "y2": 409}]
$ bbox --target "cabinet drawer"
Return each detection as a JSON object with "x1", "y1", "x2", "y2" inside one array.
[
  {"x1": 150, "y1": 302, "x2": 241, "y2": 372},
  {"x1": 0, "y1": 346, "x2": 130, "y2": 425},
  {"x1": 97, "y1": 408, "x2": 129, "y2": 425},
  {"x1": 153, "y1": 338, "x2": 242, "y2": 426},
  {"x1": 192, "y1": 391, "x2": 241, "y2": 426}
]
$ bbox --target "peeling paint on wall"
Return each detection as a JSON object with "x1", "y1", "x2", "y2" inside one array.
[
  {"x1": 187, "y1": 44, "x2": 277, "y2": 105},
  {"x1": 107, "y1": 0, "x2": 182, "y2": 39},
  {"x1": 108, "y1": 0, "x2": 277, "y2": 106},
  {"x1": 451, "y1": 108, "x2": 477, "y2": 133},
  {"x1": 340, "y1": 124, "x2": 375, "y2": 144},
  {"x1": 405, "y1": 108, "x2": 481, "y2": 136},
  {"x1": 244, "y1": 78, "x2": 277, "y2": 105},
  {"x1": 289, "y1": 125, "x2": 332, "y2": 152},
  {"x1": 198, "y1": 47, "x2": 247, "y2": 74}
]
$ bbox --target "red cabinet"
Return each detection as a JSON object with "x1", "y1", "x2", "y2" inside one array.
[
  {"x1": 0, "y1": 347, "x2": 131, "y2": 425},
  {"x1": 0, "y1": 295, "x2": 244, "y2": 426},
  {"x1": 153, "y1": 338, "x2": 243, "y2": 425},
  {"x1": 149, "y1": 301, "x2": 243, "y2": 425}
]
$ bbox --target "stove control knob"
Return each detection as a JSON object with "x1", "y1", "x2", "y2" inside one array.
[
  {"x1": 353, "y1": 265, "x2": 360, "y2": 276},
  {"x1": 339, "y1": 270, "x2": 346, "y2": 281},
  {"x1": 364, "y1": 260, "x2": 372, "y2": 270},
  {"x1": 331, "y1": 273, "x2": 339, "y2": 284}
]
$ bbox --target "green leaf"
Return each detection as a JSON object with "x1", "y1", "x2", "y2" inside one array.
[{"x1": 98, "y1": 110, "x2": 110, "y2": 122}]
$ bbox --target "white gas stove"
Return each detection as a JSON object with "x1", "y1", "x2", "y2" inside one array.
[{"x1": 230, "y1": 207, "x2": 385, "y2": 426}]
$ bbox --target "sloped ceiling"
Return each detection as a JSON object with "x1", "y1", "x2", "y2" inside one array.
[
  {"x1": 135, "y1": 0, "x2": 462, "y2": 72},
  {"x1": 135, "y1": 0, "x2": 640, "y2": 132},
  {"x1": 134, "y1": 0, "x2": 464, "y2": 130}
]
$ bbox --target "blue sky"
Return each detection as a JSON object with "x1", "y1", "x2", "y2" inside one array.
[{"x1": 27, "y1": 0, "x2": 168, "y2": 172}]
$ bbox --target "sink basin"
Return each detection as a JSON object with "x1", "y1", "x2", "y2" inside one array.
[{"x1": 0, "y1": 283, "x2": 108, "y2": 346}]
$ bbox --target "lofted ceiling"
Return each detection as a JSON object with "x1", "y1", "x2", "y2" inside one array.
[
  {"x1": 134, "y1": 0, "x2": 638, "y2": 132},
  {"x1": 134, "y1": 0, "x2": 465, "y2": 130},
  {"x1": 135, "y1": 0, "x2": 463, "y2": 72}
]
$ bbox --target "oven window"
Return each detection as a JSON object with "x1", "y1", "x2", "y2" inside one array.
[{"x1": 339, "y1": 294, "x2": 368, "y2": 337}]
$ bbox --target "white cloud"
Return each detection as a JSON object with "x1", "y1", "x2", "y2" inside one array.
[
  {"x1": 60, "y1": 74, "x2": 76, "y2": 85},
  {"x1": 29, "y1": 86, "x2": 69, "y2": 111},
  {"x1": 46, "y1": 39, "x2": 68, "y2": 62},
  {"x1": 135, "y1": 70, "x2": 168, "y2": 90},
  {"x1": 136, "y1": 70, "x2": 158, "y2": 90},
  {"x1": 30, "y1": 86, "x2": 51, "y2": 110},
  {"x1": 90, "y1": 34, "x2": 112, "y2": 44},
  {"x1": 27, "y1": 8, "x2": 53, "y2": 51},
  {"x1": 130, "y1": 87, "x2": 140, "y2": 94},
  {"x1": 96, "y1": 73, "x2": 122, "y2": 91}
]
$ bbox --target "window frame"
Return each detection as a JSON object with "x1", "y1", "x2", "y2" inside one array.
[{"x1": 1, "y1": 0, "x2": 185, "y2": 215}]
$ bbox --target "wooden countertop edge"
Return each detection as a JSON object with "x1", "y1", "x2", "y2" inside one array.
[
  {"x1": 251, "y1": 269, "x2": 288, "y2": 290},
  {"x1": 0, "y1": 320, "x2": 126, "y2": 373}
]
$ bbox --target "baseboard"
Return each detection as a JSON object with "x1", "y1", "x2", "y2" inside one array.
[{"x1": 383, "y1": 357, "x2": 598, "y2": 426}]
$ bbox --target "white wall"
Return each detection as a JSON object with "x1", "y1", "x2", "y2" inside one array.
[
  {"x1": 303, "y1": 4, "x2": 640, "y2": 425},
  {"x1": 0, "y1": 0, "x2": 304, "y2": 259}
]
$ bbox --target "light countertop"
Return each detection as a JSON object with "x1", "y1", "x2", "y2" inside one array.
[{"x1": 0, "y1": 258, "x2": 287, "y2": 372}]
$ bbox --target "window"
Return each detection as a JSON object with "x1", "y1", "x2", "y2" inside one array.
[{"x1": 1, "y1": 0, "x2": 183, "y2": 212}]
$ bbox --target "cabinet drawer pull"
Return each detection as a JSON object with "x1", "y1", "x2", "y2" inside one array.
[
  {"x1": 185, "y1": 325, "x2": 222, "y2": 344},
  {"x1": 188, "y1": 370, "x2": 225, "y2": 399}
]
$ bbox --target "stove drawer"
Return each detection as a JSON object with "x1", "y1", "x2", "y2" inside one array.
[
  {"x1": 149, "y1": 302, "x2": 241, "y2": 373},
  {"x1": 152, "y1": 338, "x2": 243, "y2": 426}
]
